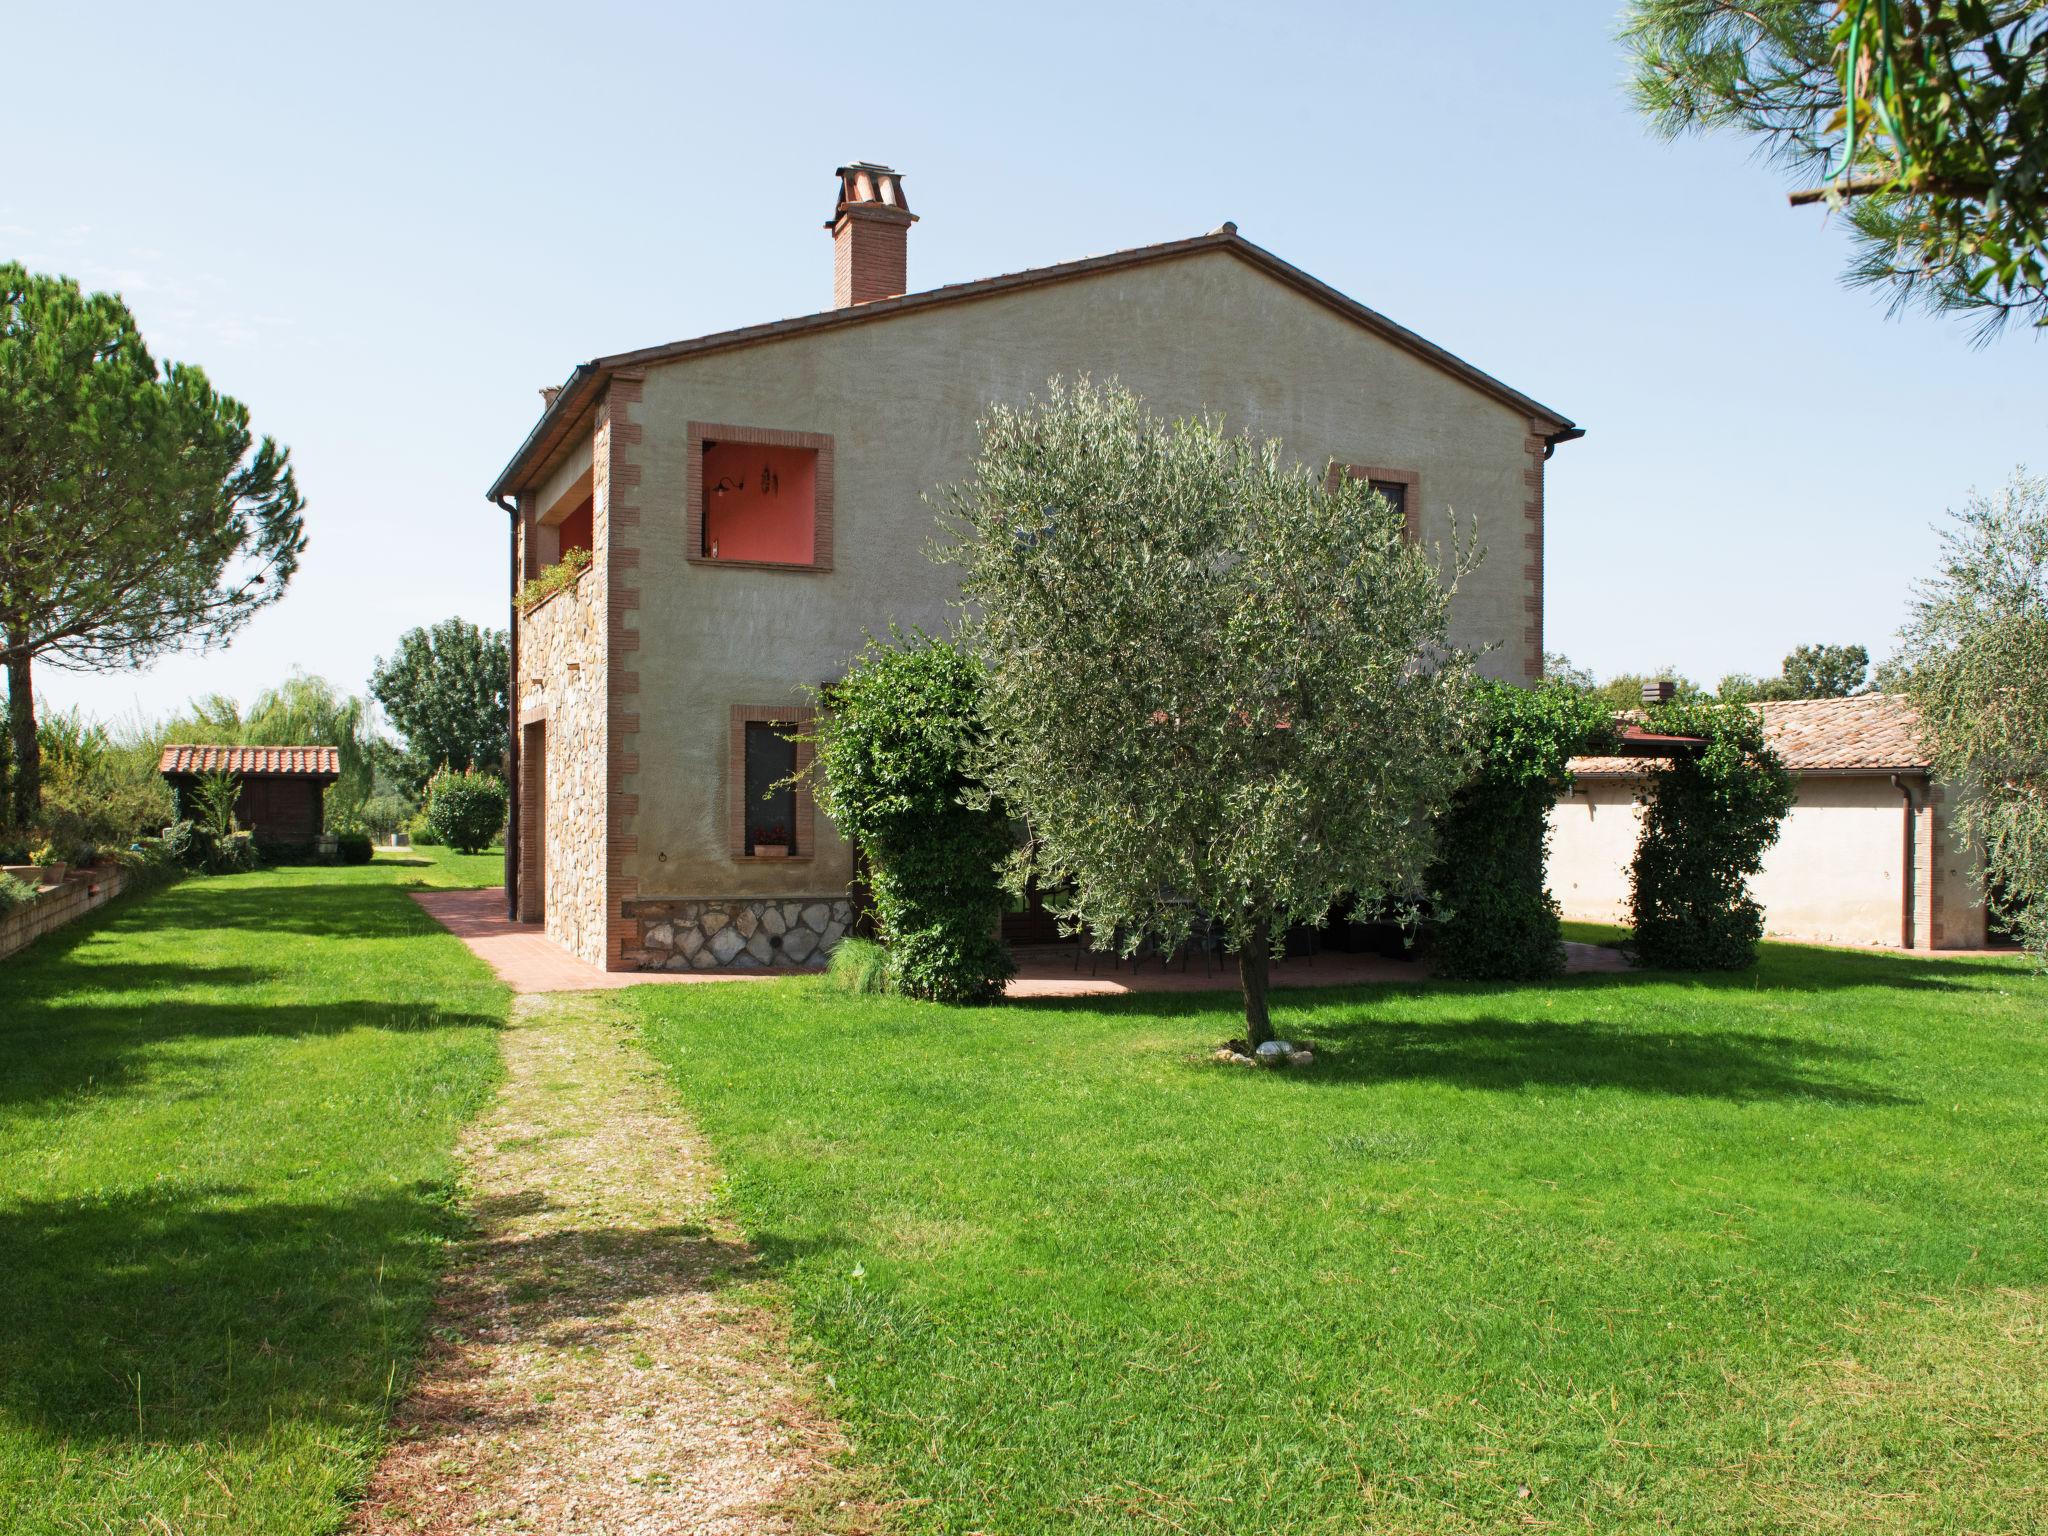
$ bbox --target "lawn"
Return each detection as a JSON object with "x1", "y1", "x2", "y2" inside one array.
[
  {"x1": 373, "y1": 840, "x2": 506, "y2": 889},
  {"x1": 635, "y1": 942, "x2": 2048, "y2": 1534},
  {"x1": 0, "y1": 853, "x2": 506, "y2": 1534}
]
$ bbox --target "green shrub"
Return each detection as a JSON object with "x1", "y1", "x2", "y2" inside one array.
[
  {"x1": 211, "y1": 831, "x2": 258, "y2": 874},
  {"x1": 188, "y1": 769, "x2": 243, "y2": 840},
  {"x1": 826, "y1": 936, "x2": 892, "y2": 994},
  {"x1": 810, "y1": 632, "x2": 1014, "y2": 1004},
  {"x1": 407, "y1": 812, "x2": 440, "y2": 847},
  {"x1": 0, "y1": 871, "x2": 38, "y2": 914},
  {"x1": 336, "y1": 832, "x2": 373, "y2": 865},
  {"x1": 32, "y1": 708, "x2": 175, "y2": 850},
  {"x1": 516, "y1": 546, "x2": 592, "y2": 611},
  {"x1": 1629, "y1": 698, "x2": 1796, "y2": 970},
  {"x1": 1430, "y1": 680, "x2": 1614, "y2": 980},
  {"x1": 423, "y1": 766, "x2": 506, "y2": 854},
  {"x1": 358, "y1": 793, "x2": 412, "y2": 840},
  {"x1": 158, "y1": 817, "x2": 258, "y2": 875}
]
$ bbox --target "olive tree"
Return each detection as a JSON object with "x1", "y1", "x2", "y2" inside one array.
[
  {"x1": 942, "y1": 379, "x2": 1478, "y2": 1043},
  {"x1": 1897, "y1": 467, "x2": 2048, "y2": 961}
]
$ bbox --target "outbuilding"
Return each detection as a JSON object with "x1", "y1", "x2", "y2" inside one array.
[
  {"x1": 158, "y1": 744, "x2": 341, "y2": 856},
  {"x1": 1548, "y1": 696, "x2": 1990, "y2": 951}
]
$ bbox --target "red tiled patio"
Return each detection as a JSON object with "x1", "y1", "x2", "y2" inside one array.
[{"x1": 415, "y1": 887, "x2": 1629, "y2": 997}]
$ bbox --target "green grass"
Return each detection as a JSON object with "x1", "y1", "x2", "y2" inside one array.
[
  {"x1": 0, "y1": 859, "x2": 506, "y2": 1533},
  {"x1": 634, "y1": 942, "x2": 2048, "y2": 1533},
  {"x1": 371, "y1": 841, "x2": 506, "y2": 889}
]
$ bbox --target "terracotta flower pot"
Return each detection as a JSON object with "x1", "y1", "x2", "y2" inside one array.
[
  {"x1": 753, "y1": 844, "x2": 790, "y2": 860},
  {"x1": 34, "y1": 864, "x2": 68, "y2": 887}
]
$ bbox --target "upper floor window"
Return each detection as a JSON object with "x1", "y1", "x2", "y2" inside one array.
[
  {"x1": 688, "y1": 423, "x2": 835, "y2": 571},
  {"x1": 1331, "y1": 463, "x2": 1420, "y2": 542}
]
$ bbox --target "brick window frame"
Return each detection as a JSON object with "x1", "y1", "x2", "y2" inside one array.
[
  {"x1": 687, "y1": 422, "x2": 835, "y2": 572},
  {"x1": 728, "y1": 703, "x2": 817, "y2": 861},
  {"x1": 1330, "y1": 463, "x2": 1422, "y2": 543}
]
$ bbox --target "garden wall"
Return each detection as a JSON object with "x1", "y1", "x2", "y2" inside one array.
[{"x1": 0, "y1": 866, "x2": 134, "y2": 961}]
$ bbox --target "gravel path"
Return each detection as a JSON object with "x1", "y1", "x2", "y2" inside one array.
[{"x1": 351, "y1": 992, "x2": 869, "y2": 1535}]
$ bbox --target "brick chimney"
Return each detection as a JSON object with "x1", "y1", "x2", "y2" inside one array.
[{"x1": 826, "y1": 162, "x2": 915, "y2": 307}]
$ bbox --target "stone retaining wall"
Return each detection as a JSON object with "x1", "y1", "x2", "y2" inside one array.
[
  {"x1": 625, "y1": 896, "x2": 852, "y2": 971},
  {"x1": 0, "y1": 865, "x2": 134, "y2": 961}
]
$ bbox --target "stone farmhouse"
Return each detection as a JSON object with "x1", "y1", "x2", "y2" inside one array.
[
  {"x1": 1550, "y1": 695, "x2": 1991, "y2": 951},
  {"x1": 485, "y1": 163, "x2": 1581, "y2": 972}
]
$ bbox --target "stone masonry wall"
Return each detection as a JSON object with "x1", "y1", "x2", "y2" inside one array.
[
  {"x1": 518, "y1": 562, "x2": 607, "y2": 966},
  {"x1": 625, "y1": 896, "x2": 852, "y2": 970}
]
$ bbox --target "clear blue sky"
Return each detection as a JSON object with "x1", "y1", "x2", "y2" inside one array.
[{"x1": 11, "y1": 0, "x2": 2042, "y2": 725}]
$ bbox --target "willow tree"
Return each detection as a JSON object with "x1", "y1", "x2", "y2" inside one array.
[
  {"x1": 943, "y1": 378, "x2": 1477, "y2": 1043},
  {"x1": 0, "y1": 263, "x2": 304, "y2": 824}
]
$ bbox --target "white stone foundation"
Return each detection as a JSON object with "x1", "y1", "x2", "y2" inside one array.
[{"x1": 628, "y1": 897, "x2": 853, "y2": 971}]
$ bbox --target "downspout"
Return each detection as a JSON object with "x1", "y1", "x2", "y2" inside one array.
[
  {"x1": 1892, "y1": 773, "x2": 1918, "y2": 950},
  {"x1": 499, "y1": 493, "x2": 520, "y2": 921}
]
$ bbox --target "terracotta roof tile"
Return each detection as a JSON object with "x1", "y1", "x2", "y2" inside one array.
[
  {"x1": 1568, "y1": 695, "x2": 1929, "y2": 779},
  {"x1": 157, "y1": 744, "x2": 342, "y2": 778}
]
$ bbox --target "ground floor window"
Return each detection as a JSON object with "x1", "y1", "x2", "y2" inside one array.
[{"x1": 728, "y1": 704, "x2": 816, "y2": 860}]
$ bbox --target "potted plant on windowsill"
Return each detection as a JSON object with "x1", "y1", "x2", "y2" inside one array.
[{"x1": 751, "y1": 822, "x2": 791, "y2": 859}]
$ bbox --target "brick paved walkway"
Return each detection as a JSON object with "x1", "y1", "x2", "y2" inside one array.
[
  {"x1": 411, "y1": 890, "x2": 806, "y2": 994},
  {"x1": 416, "y1": 887, "x2": 1631, "y2": 997}
]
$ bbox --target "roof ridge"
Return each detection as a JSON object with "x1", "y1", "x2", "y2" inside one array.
[{"x1": 488, "y1": 228, "x2": 1578, "y2": 502}]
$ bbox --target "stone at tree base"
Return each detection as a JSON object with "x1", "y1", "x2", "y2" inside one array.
[
  {"x1": 1212, "y1": 1047, "x2": 1256, "y2": 1066},
  {"x1": 1287, "y1": 1049, "x2": 1314, "y2": 1067}
]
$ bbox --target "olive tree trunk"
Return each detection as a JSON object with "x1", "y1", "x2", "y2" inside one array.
[{"x1": 1238, "y1": 920, "x2": 1274, "y2": 1046}]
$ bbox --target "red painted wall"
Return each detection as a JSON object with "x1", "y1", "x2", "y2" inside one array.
[
  {"x1": 556, "y1": 495, "x2": 593, "y2": 557},
  {"x1": 702, "y1": 443, "x2": 817, "y2": 564}
]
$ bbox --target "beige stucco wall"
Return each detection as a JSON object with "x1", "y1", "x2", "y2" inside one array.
[
  {"x1": 1929, "y1": 784, "x2": 1989, "y2": 949},
  {"x1": 1547, "y1": 779, "x2": 1643, "y2": 926},
  {"x1": 613, "y1": 247, "x2": 1547, "y2": 906},
  {"x1": 1548, "y1": 772, "x2": 1988, "y2": 949}
]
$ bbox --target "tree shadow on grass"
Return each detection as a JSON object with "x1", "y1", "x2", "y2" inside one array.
[
  {"x1": 0, "y1": 998, "x2": 504, "y2": 1113},
  {"x1": 1291, "y1": 1012, "x2": 1914, "y2": 1106},
  {"x1": 1010, "y1": 991, "x2": 1912, "y2": 1106},
  {"x1": 0, "y1": 1184, "x2": 469, "y2": 1450},
  {"x1": 0, "y1": 1183, "x2": 796, "y2": 1457},
  {"x1": 124, "y1": 881, "x2": 444, "y2": 940}
]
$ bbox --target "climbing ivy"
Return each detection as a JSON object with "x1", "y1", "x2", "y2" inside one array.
[
  {"x1": 1431, "y1": 680, "x2": 1614, "y2": 980},
  {"x1": 1629, "y1": 698, "x2": 1796, "y2": 970},
  {"x1": 808, "y1": 631, "x2": 1014, "y2": 1004}
]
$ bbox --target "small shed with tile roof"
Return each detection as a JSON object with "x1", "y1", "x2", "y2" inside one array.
[
  {"x1": 1550, "y1": 697, "x2": 1993, "y2": 951},
  {"x1": 158, "y1": 745, "x2": 341, "y2": 854}
]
